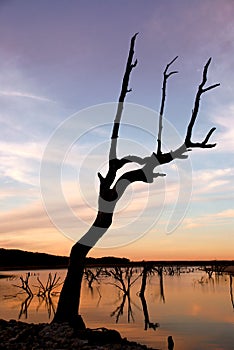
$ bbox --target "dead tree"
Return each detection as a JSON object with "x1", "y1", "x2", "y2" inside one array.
[
  {"x1": 10, "y1": 272, "x2": 61, "y2": 319},
  {"x1": 13, "y1": 273, "x2": 33, "y2": 298},
  {"x1": 35, "y1": 273, "x2": 62, "y2": 298},
  {"x1": 110, "y1": 290, "x2": 134, "y2": 324},
  {"x1": 109, "y1": 267, "x2": 140, "y2": 324},
  {"x1": 53, "y1": 33, "x2": 219, "y2": 326},
  {"x1": 84, "y1": 267, "x2": 104, "y2": 290},
  {"x1": 139, "y1": 264, "x2": 160, "y2": 330},
  {"x1": 230, "y1": 275, "x2": 234, "y2": 309}
]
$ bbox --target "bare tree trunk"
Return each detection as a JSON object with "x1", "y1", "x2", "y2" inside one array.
[
  {"x1": 139, "y1": 264, "x2": 148, "y2": 298},
  {"x1": 139, "y1": 265, "x2": 150, "y2": 330},
  {"x1": 53, "y1": 211, "x2": 113, "y2": 325}
]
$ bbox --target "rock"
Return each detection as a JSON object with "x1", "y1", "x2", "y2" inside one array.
[
  {"x1": 0, "y1": 319, "x2": 158, "y2": 350},
  {"x1": 83, "y1": 328, "x2": 122, "y2": 345}
]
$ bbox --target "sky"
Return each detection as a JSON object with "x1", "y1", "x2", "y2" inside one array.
[{"x1": 0, "y1": 0, "x2": 233, "y2": 260}]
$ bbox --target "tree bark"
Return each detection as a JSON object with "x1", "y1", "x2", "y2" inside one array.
[{"x1": 53, "y1": 211, "x2": 113, "y2": 325}]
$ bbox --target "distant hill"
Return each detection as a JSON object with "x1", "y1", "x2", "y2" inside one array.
[
  {"x1": 3, "y1": 248, "x2": 232, "y2": 272},
  {"x1": 0, "y1": 248, "x2": 130, "y2": 270},
  {"x1": 0, "y1": 248, "x2": 69, "y2": 270},
  {"x1": 86, "y1": 256, "x2": 130, "y2": 266}
]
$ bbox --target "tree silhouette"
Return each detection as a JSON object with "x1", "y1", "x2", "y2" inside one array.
[
  {"x1": 109, "y1": 267, "x2": 137, "y2": 324},
  {"x1": 139, "y1": 265, "x2": 160, "y2": 330},
  {"x1": 53, "y1": 33, "x2": 219, "y2": 326}
]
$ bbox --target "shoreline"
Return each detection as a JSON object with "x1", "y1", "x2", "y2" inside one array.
[
  {"x1": 0, "y1": 319, "x2": 160, "y2": 350},
  {"x1": 1, "y1": 259, "x2": 234, "y2": 272}
]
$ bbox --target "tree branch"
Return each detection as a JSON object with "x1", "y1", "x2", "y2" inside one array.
[
  {"x1": 185, "y1": 57, "x2": 220, "y2": 148},
  {"x1": 157, "y1": 56, "x2": 178, "y2": 156},
  {"x1": 113, "y1": 166, "x2": 166, "y2": 202},
  {"x1": 98, "y1": 54, "x2": 219, "y2": 212},
  {"x1": 120, "y1": 154, "x2": 150, "y2": 165},
  {"x1": 109, "y1": 33, "x2": 138, "y2": 161},
  {"x1": 97, "y1": 34, "x2": 138, "y2": 190}
]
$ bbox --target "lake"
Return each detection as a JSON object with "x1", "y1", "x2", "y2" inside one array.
[{"x1": 0, "y1": 266, "x2": 233, "y2": 350}]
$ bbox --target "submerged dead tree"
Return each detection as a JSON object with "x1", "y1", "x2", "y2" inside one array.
[
  {"x1": 53, "y1": 34, "x2": 219, "y2": 325},
  {"x1": 139, "y1": 264, "x2": 160, "y2": 330}
]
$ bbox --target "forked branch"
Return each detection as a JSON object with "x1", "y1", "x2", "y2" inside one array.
[
  {"x1": 111, "y1": 55, "x2": 220, "y2": 196},
  {"x1": 98, "y1": 35, "x2": 219, "y2": 209},
  {"x1": 185, "y1": 58, "x2": 220, "y2": 148}
]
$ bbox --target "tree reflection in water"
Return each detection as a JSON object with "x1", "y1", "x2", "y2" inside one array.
[
  {"x1": 108, "y1": 267, "x2": 140, "y2": 323},
  {"x1": 100, "y1": 265, "x2": 161, "y2": 331},
  {"x1": 18, "y1": 295, "x2": 33, "y2": 319},
  {"x1": 84, "y1": 267, "x2": 104, "y2": 291},
  {"x1": 6, "y1": 272, "x2": 62, "y2": 320},
  {"x1": 139, "y1": 264, "x2": 160, "y2": 330},
  {"x1": 84, "y1": 267, "x2": 104, "y2": 307},
  {"x1": 7, "y1": 264, "x2": 234, "y2": 333},
  {"x1": 230, "y1": 275, "x2": 234, "y2": 309}
]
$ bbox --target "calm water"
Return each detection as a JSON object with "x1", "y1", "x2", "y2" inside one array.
[{"x1": 0, "y1": 267, "x2": 233, "y2": 350}]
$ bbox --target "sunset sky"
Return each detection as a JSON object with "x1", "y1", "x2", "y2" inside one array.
[{"x1": 0, "y1": 0, "x2": 233, "y2": 260}]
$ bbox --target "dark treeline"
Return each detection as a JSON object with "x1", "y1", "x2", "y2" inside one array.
[
  {"x1": 0, "y1": 248, "x2": 69, "y2": 270},
  {"x1": 0, "y1": 248, "x2": 130, "y2": 270},
  {"x1": 0, "y1": 248, "x2": 233, "y2": 271}
]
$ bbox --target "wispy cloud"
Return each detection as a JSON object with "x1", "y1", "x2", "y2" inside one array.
[
  {"x1": 0, "y1": 199, "x2": 92, "y2": 235},
  {"x1": 0, "y1": 90, "x2": 54, "y2": 103},
  {"x1": 216, "y1": 209, "x2": 234, "y2": 218},
  {"x1": 0, "y1": 141, "x2": 43, "y2": 160},
  {"x1": 191, "y1": 167, "x2": 234, "y2": 201},
  {"x1": 0, "y1": 141, "x2": 44, "y2": 185},
  {"x1": 183, "y1": 208, "x2": 234, "y2": 230},
  {"x1": 211, "y1": 104, "x2": 234, "y2": 153}
]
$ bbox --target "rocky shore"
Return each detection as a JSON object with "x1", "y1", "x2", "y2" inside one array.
[{"x1": 0, "y1": 319, "x2": 159, "y2": 350}]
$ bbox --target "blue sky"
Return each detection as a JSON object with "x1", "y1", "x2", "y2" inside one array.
[{"x1": 0, "y1": 0, "x2": 233, "y2": 259}]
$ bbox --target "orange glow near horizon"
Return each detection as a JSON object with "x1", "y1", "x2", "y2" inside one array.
[{"x1": 2, "y1": 228, "x2": 233, "y2": 262}]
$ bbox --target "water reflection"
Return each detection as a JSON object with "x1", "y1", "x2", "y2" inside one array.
[
  {"x1": 18, "y1": 295, "x2": 33, "y2": 319},
  {"x1": 139, "y1": 265, "x2": 160, "y2": 330},
  {"x1": 107, "y1": 267, "x2": 138, "y2": 323},
  {"x1": 3, "y1": 272, "x2": 62, "y2": 320},
  {"x1": 81, "y1": 265, "x2": 234, "y2": 349},
  {"x1": 0, "y1": 265, "x2": 234, "y2": 349},
  {"x1": 111, "y1": 290, "x2": 134, "y2": 323},
  {"x1": 230, "y1": 275, "x2": 234, "y2": 309}
]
